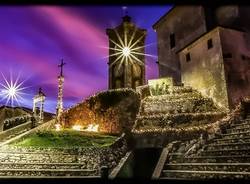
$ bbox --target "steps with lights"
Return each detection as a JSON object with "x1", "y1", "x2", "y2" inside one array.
[
  {"x1": 158, "y1": 114, "x2": 250, "y2": 180},
  {"x1": 133, "y1": 86, "x2": 225, "y2": 132},
  {"x1": 0, "y1": 146, "x2": 99, "y2": 177}
]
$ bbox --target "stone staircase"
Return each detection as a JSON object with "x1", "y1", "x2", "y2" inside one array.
[
  {"x1": 160, "y1": 115, "x2": 250, "y2": 180},
  {"x1": 133, "y1": 86, "x2": 225, "y2": 132},
  {"x1": 0, "y1": 146, "x2": 100, "y2": 178}
]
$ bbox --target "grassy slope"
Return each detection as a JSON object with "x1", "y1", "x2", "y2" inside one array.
[{"x1": 12, "y1": 130, "x2": 118, "y2": 148}]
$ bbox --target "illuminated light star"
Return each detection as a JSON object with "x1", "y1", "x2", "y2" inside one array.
[
  {"x1": 0, "y1": 73, "x2": 29, "y2": 107},
  {"x1": 100, "y1": 27, "x2": 157, "y2": 72},
  {"x1": 122, "y1": 46, "x2": 131, "y2": 57}
]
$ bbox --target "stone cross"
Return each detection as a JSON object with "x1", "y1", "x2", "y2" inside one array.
[{"x1": 58, "y1": 59, "x2": 66, "y2": 77}]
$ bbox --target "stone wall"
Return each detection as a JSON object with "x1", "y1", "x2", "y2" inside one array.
[
  {"x1": 62, "y1": 89, "x2": 140, "y2": 134},
  {"x1": 179, "y1": 27, "x2": 250, "y2": 110},
  {"x1": 179, "y1": 27, "x2": 229, "y2": 110},
  {"x1": 219, "y1": 28, "x2": 250, "y2": 108},
  {"x1": 153, "y1": 6, "x2": 207, "y2": 82},
  {"x1": 0, "y1": 121, "x2": 32, "y2": 142}
]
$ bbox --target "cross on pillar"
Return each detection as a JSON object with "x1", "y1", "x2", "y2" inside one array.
[
  {"x1": 58, "y1": 59, "x2": 66, "y2": 77},
  {"x1": 122, "y1": 6, "x2": 128, "y2": 16},
  {"x1": 56, "y1": 59, "x2": 66, "y2": 125}
]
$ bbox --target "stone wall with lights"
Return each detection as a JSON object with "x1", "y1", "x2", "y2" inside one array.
[
  {"x1": 62, "y1": 89, "x2": 140, "y2": 134},
  {"x1": 179, "y1": 27, "x2": 229, "y2": 110},
  {"x1": 179, "y1": 27, "x2": 250, "y2": 110},
  {"x1": 132, "y1": 84, "x2": 226, "y2": 148}
]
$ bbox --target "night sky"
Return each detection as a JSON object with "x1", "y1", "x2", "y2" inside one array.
[{"x1": 0, "y1": 6, "x2": 172, "y2": 113}]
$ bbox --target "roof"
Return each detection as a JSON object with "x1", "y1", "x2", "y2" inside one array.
[
  {"x1": 107, "y1": 15, "x2": 147, "y2": 36},
  {"x1": 176, "y1": 26, "x2": 246, "y2": 53},
  {"x1": 152, "y1": 5, "x2": 176, "y2": 30}
]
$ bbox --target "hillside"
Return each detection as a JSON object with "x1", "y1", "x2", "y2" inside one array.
[{"x1": 62, "y1": 88, "x2": 140, "y2": 134}]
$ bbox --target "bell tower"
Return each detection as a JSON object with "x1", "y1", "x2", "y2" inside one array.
[{"x1": 106, "y1": 15, "x2": 147, "y2": 89}]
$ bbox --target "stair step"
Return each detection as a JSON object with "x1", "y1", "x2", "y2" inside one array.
[
  {"x1": 144, "y1": 97, "x2": 203, "y2": 104},
  {"x1": 214, "y1": 136, "x2": 250, "y2": 144},
  {"x1": 221, "y1": 131, "x2": 250, "y2": 139},
  {"x1": 0, "y1": 176, "x2": 100, "y2": 178},
  {"x1": 142, "y1": 97, "x2": 217, "y2": 114},
  {"x1": 222, "y1": 131, "x2": 250, "y2": 136},
  {"x1": 205, "y1": 142, "x2": 250, "y2": 150},
  {"x1": 144, "y1": 92, "x2": 201, "y2": 102},
  {"x1": 161, "y1": 170, "x2": 250, "y2": 179},
  {"x1": 0, "y1": 151, "x2": 80, "y2": 163},
  {"x1": 137, "y1": 112, "x2": 224, "y2": 120},
  {"x1": 227, "y1": 128, "x2": 250, "y2": 134},
  {"x1": 0, "y1": 150, "x2": 78, "y2": 155},
  {"x1": 231, "y1": 121, "x2": 250, "y2": 127},
  {"x1": 180, "y1": 155, "x2": 250, "y2": 163},
  {"x1": 227, "y1": 126, "x2": 250, "y2": 133},
  {"x1": 0, "y1": 168, "x2": 97, "y2": 176},
  {"x1": 0, "y1": 162, "x2": 88, "y2": 169},
  {"x1": 136, "y1": 112, "x2": 224, "y2": 128},
  {"x1": 200, "y1": 148, "x2": 250, "y2": 156},
  {"x1": 165, "y1": 163, "x2": 250, "y2": 172}
]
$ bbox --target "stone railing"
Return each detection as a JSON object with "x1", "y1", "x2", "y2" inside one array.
[
  {"x1": 100, "y1": 133, "x2": 128, "y2": 174},
  {"x1": 108, "y1": 151, "x2": 133, "y2": 179},
  {"x1": 0, "y1": 121, "x2": 33, "y2": 142},
  {"x1": 0, "y1": 119, "x2": 55, "y2": 147},
  {"x1": 152, "y1": 141, "x2": 179, "y2": 179},
  {"x1": 1, "y1": 115, "x2": 31, "y2": 131}
]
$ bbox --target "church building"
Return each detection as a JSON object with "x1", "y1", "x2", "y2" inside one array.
[
  {"x1": 153, "y1": 6, "x2": 250, "y2": 110},
  {"x1": 106, "y1": 15, "x2": 147, "y2": 89}
]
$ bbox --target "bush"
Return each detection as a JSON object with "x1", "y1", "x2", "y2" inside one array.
[{"x1": 62, "y1": 89, "x2": 140, "y2": 134}]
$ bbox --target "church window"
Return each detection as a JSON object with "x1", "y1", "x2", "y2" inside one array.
[
  {"x1": 242, "y1": 55, "x2": 246, "y2": 60},
  {"x1": 186, "y1": 53, "x2": 191, "y2": 62},
  {"x1": 170, "y1": 33, "x2": 175, "y2": 48},
  {"x1": 223, "y1": 53, "x2": 232, "y2": 59},
  {"x1": 207, "y1": 38, "x2": 213, "y2": 49},
  {"x1": 241, "y1": 54, "x2": 250, "y2": 60}
]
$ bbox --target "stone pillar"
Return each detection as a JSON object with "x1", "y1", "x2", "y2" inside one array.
[
  {"x1": 56, "y1": 76, "x2": 64, "y2": 124},
  {"x1": 33, "y1": 88, "x2": 46, "y2": 124},
  {"x1": 42, "y1": 100, "x2": 44, "y2": 122},
  {"x1": 33, "y1": 101, "x2": 36, "y2": 117},
  {"x1": 39, "y1": 100, "x2": 44, "y2": 123}
]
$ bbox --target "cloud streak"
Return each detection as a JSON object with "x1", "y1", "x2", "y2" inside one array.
[{"x1": 0, "y1": 6, "x2": 170, "y2": 112}]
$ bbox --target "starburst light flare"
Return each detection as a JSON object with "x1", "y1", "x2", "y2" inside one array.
[
  {"x1": 0, "y1": 72, "x2": 29, "y2": 107},
  {"x1": 101, "y1": 27, "x2": 158, "y2": 72}
]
